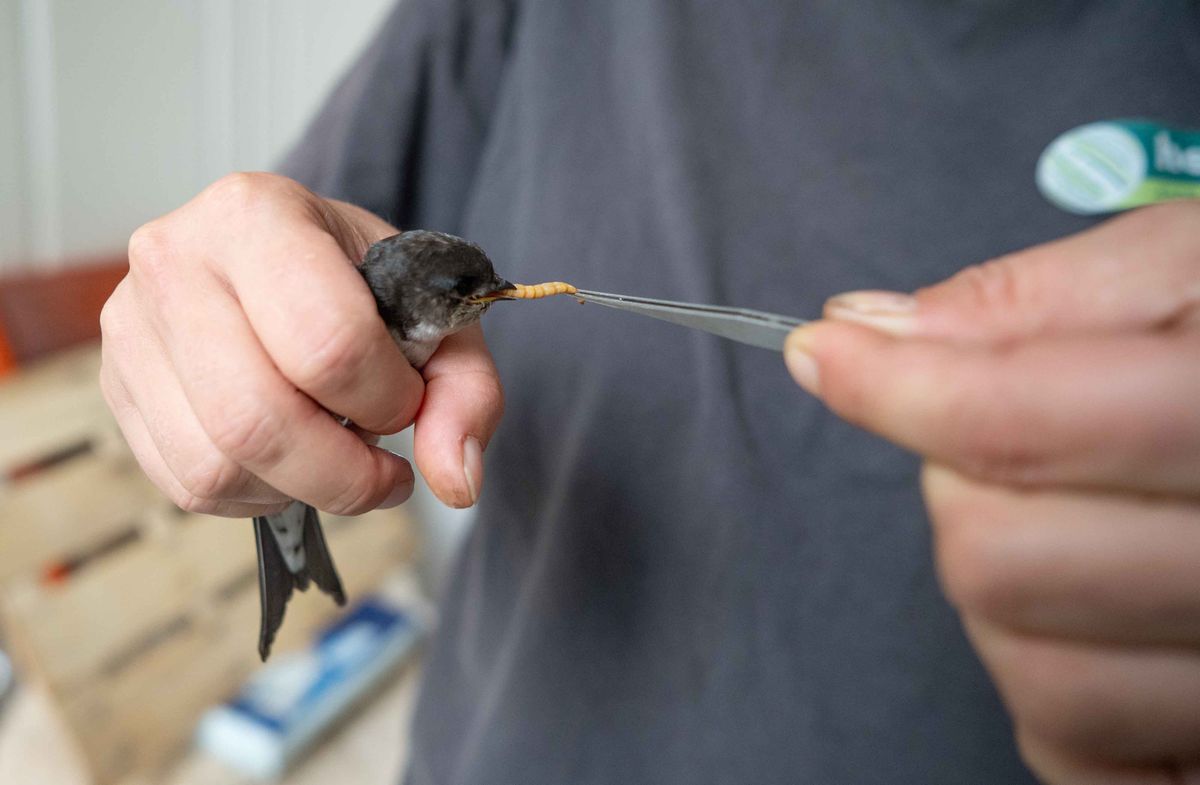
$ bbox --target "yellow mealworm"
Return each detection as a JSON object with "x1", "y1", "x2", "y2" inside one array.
[{"x1": 500, "y1": 281, "x2": 578, "y2": 299}]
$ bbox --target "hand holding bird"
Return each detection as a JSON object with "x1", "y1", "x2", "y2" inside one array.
[
  {"x1": 254, "y1": 228, "x2": 573, "y2": 658},
  {"x1": 100, "y1": 173, "x2": 509, "y2": 654}
]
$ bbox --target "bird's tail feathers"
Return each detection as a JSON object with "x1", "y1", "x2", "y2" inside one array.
[{"x1": 254, "y1": 504, "x2": 346, "y2": 660}]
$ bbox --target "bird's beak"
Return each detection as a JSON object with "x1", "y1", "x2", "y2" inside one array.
[
  {"x1": 468, "y1": 278, "x2": 517, "y2": 304},
  {"x1": 468, "y1": 279, "x2": 578, "y2": 303}
]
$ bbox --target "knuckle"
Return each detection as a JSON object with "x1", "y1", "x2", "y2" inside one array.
[
  {"x1": 176, "y1": 451, "x2": 245, "y2": 502},
  {"x1": 947, "y1": 257, "x2": 1028, "y2": 317},
  {"x1": 934, "y1": 519, "x2": 1021, "y2": 617},
  {"x1": 291, "y1": 317, "x2": 374, "y2": 393},
  {"x1": 166, "y1": 485, "x2": 220, "y2": 515},
  {"x1": 201, "y1": 171, "x2": 308, "y2": 218},
  {"x1": 98, "y1": 283, "x2": 128, "y2": 340},
  {"x1": 203, "y1": 171, "x2": 275, "y2": 209},
  {"x1": 324, "y1": 469, "x2": 378, "y2": 516},
  {"x1": 205, "y1": 397, "x2": 283, "y2": 466},
  {"x1": 127, "y1": 222, "x2": 173, "y2": 282},
  {"x1": 925, "y1": 473, "x2": 1024, "y2": 618}
]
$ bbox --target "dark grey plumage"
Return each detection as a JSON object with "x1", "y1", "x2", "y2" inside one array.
[
  {"x1": 255, "y1": 229, "x2": 510, "y2": 660},
  {"x1": 359, "y1": 230, "x2": 512, "y2": 367}
]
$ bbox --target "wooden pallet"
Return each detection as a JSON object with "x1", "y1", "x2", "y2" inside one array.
[{"x1": 0, "y1": 344, "x2": 417, "y2": 784}]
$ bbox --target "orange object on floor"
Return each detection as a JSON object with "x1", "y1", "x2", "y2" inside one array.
[{"x1": 0, "y1": 321, "x2": 16, "y2": 377}]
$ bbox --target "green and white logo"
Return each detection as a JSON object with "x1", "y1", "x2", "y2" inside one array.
[{"x1": 1037, "y1": 120, "x2": 1200, "y2": 215}]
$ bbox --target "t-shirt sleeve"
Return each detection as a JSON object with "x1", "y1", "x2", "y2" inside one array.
[{"x1": 278, "y1": 0, "x2": 516, "y2": 233}]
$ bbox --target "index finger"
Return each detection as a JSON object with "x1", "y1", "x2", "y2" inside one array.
[
  {"x1": 198, "y1": 175, "x2": 425, "y2": 435},
  {"x1": 824, "y1": 200, "x2": 1200, "y2": 345}
]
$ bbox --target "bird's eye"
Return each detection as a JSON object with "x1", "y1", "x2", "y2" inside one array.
[
  {"x1": 425, "y1": 274, "x2": 461, "y2": 294},
  {"x1": 454, "y1": 277, "x2": 480, "y2": 297}
]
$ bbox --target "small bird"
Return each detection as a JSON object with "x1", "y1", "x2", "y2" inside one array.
[{"x1": 254, "y1": 229, "x2": 575, "y2": 660}]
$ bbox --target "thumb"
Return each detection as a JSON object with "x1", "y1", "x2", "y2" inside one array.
[
  {"x1": 821, "y1": 200, "x2": 1200, "y2": 345},
  {"x1": 784, "y1": 308, "x2": 1200, "y2": 494}
]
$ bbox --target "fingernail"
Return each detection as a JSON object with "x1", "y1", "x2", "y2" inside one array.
[
  {"x1": 379, "y1": 450, "x2": 414, "y2": 508},
  {"x1": 462, "y1": 436, "x2": 483, "y2": 507},
  {"x1": 825, "y1": 290, "x2": 917, "y2": 336},
  {"x1": 783, "y1": 327, "x2": 820, "y2": 395},
  {"x1": 378, "y1": 477, "x2": 414, "y2": 509}
]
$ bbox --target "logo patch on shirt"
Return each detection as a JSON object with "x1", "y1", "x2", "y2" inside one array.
[{"x1": 1037, "y1": 120, "x2": 1200, "y2": 215}]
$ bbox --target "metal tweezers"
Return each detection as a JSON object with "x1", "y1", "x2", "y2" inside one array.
[{"x1": 573, "y1": 289, "x2": 806, "y2": 352}]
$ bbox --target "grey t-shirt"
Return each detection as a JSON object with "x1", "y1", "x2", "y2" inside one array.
[{"x1": 283, "y1": 3, "x2": 1200, "y2": 783}]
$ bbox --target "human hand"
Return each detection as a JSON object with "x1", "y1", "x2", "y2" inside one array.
[
  {"x1": 101, "y1": 173, "x2": 503, "y2": 517},
  {"x1": 784, "y1": 201, "x2": 1200, "y2": 784}
]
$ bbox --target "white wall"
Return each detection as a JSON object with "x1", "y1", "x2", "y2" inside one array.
[
  {"x1": 0, "y1": 0, "x2": 396, "y2": 271},
  {"x1": 0, "y1": 1, "x2": 28, "y2": 268}
]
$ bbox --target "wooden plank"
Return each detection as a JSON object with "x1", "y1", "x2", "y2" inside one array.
[
  {"x1": 52, "y1": 510, "x2": 415, "y2": 784},
  {"x1": 3, "y1": 508, "x2": 414, "y2": 690},
  {"x1": 0, "y1": 452, "x2": 162, "y2": 581},
  {"x1": 59, "y1": 594, "x2": 262, "y2": 783},
  {"x1": 0, "y1": 343, "x2": 108, "y2": 469},
  {"x1": 4, "y1": 513, "x2": 261, "y2": 689},
  {"x1": 4, "y1": 530, "x2": 196, "y2": 690}
]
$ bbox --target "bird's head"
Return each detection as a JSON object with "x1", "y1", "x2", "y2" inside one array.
[{"x1": 359, "y1": 230, "x2": 514, "y2": 341}]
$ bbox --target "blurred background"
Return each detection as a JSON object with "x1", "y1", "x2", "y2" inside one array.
[
  {"x1": 0, "y1": 2, "x2": 468, "y2": 783},
  {"x1": 0, "y1": 0, "x2": 392, "y2": 273}
]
